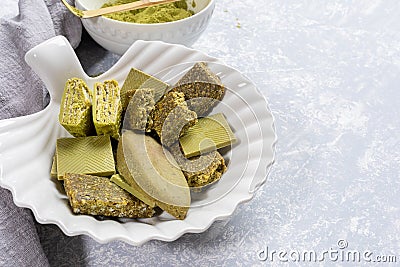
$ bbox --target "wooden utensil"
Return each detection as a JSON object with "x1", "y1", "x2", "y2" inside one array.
[{"x1": 61, "y1": 0, "x2": 180, "y2": 19}]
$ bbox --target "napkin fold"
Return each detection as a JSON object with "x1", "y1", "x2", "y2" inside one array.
[{"x1": 0, "y1": 0, "x2": 82, "y2": 265}]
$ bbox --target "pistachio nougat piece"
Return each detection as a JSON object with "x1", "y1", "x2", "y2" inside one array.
[
  {"x1": 59, "y1": 78, "x2": 94, "y2": 137},
  {"x1": 121, "y1": 68, "x2": 169, "y2": 110},
  {"x1": 170, "y1": 62, "x2": 226, "y2": 116},
  {"x1": 64, "y1": 173, "x2": 155, "y2": 218},
  {"x1": 183, "y1": 151, "x2": 227, "y2": 188},
  {"x1": 147, "y1": 91, "x2": 197, "y2": 147},
  {"x1": 169, "y1": 144, "x2": 227, "y2": 188},
  {"x1": 92, "y1": 80, "x2": 122, "y2": 139},
  {"x1": 124, "y1": 88, "x2": 155, "y2": 132}
]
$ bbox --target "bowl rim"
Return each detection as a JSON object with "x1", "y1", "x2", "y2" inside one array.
[{"x1": 76, "y1": 0, "x2": 215, "y2": 26}]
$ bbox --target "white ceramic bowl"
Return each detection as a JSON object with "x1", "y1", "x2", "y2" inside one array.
[
  {"x1": 0, "y1": 36, "x2": 276, "y2": 245},
  {"x1": 75, "y1": 0, "x2": 215, "y2": 55}
]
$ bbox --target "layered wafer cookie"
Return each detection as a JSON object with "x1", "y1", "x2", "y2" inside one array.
[
  {"x1": 92, "y1": 80, "x2": 122, "y2": 139},
  {"x1": 59, "y1": 78, "x2": 94, "y2": 137}
]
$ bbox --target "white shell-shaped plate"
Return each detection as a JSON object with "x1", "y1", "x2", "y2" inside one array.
[{"x1": 0, "y1": 36, "x2": 276, "y2": 245}]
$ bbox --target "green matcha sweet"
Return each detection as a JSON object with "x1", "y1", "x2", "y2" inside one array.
[
  {"x1": 59, "y1": 78, "x2": 94, "y2": 137},
  {"x1": 92, "y1": 79, "x2": 122, "y2": 140},
  {"x1": 117, "y1": 130, "x2": 190, "y2": 220},
  {"x1": 179, "y1": 113, "x2": 237, "y2": 158},
  {"x1": 120, "y1": 67, "x2": 169, "y2": 110},
  {"x1": 56, "y1": 135, "x2": 116, "y2": 180},
  {"x1": 111, "y1": 174, "x2": 156, "y2": 207}
]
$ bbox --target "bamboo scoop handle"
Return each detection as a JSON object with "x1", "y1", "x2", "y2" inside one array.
[{"x1": 64, "y1": 0, "x2": 180, "y2": 19}]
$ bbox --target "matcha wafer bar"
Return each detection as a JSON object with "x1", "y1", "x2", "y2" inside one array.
[
  {"x1": 93, "y1": 80, "x2": 122, "y2": 139},
  {"x1": 64, "y1": 173, "x2": 155, "y2": 218},
  {"x1": 58, "y1": 78, "x2": 94, "y2": 137}
]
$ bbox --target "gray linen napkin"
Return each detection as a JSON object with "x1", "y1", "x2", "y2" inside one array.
[{"x1": 0, "y1": 0, "x2": 81, "y2": 266}]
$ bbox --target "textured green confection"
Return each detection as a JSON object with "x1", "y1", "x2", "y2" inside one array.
[
  {"x1": 56, "y1": 135, "x2": 116, "y2": 180},
  {"x1": 63, "y1": 173, "x2": 155, "y2": 218},
  {"x1": 50, "y1": 156, "x2": 57, "y2": 179},
  {"x1": 179, "y1": 113, "x2": 237, "y2": 158},
  {"x1": 117, "y1": 131, "x2": 190, "y2": 220},
  {"x1": 123, "y1": 88, "x2": 155, "y2": 132},
  {"x1": 120, "y1": 68, "x2": 169, "y2": 110},
  {"x1": 58, "y1": 78, "x2": 94, "y2": 137},
  {"x1": 122, "y1": 89, "x2": 137, "y2": 111},
  {"x1": 169, "y1": 144, "x2": 227, "y2": 188},
  {"x1": 147, "y1": 91, "x2": 197, "y2": 147},
  {"x1": 92, "y1": 80, "x2": 122, "y2": 139},
  {"x1": 111, "y1": 174, "x2": 156, "y2": 207},
  {"x1": 169, "y1": 62, "x2": 226, "y2": 116}
]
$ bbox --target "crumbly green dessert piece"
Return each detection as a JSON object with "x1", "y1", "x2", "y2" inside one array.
[
  {"x1": 121, "y1": 68, "x2": 169, "y2": 110},
  {"x1": 102, "y1": 0, "x2": 193, "y2": 24},
  {"x1": 111, "y1": 174, "x2": 156, "y2": 207},
  {"x1": 63, "y1": 173, "x2": 155, "y2": 218},
  {"x1": 171, "y1": 62, "x2": 226, "y2": 117},
  {"x1": 56, "y1": 135, "x2": 115, "y2": 180},
  {"x1": 170, "y1": 62, "x2": 226, "y2": 116},
  {"x1": 123, "y1": 88, "x2": 155, "y2": 131},
  {"x1": 117, "y1": 131, "x2": 190, "y2": 220},
  {"x1": 184, "y1": 152, "x2": 226, "y2": 187},
  {"x1": 180, "y1": 113, "x2": 237, "y2": 158},
  {"x1": 169, "y1": 144, "x2": 227, "y2": 187},
  {"x1": 93, "y1": 80, "x2": 122, "y2": 139},
  {"x1": 122, "y1": 89, "x2": 137, "y2": 111},
  {"x1": 58, "y1": 78, "x2": 94, "y2": 137},
  {"x1": 147, "y1": 91, "x2": 197, "y2": 147},
  {"x1": 50, "y1": 156, "x2": 57, "y2": 179}
]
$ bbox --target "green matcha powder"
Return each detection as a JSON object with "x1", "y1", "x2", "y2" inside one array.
[{"x1": 102, "y1": 0, "x2": 194, "y2": 24}]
